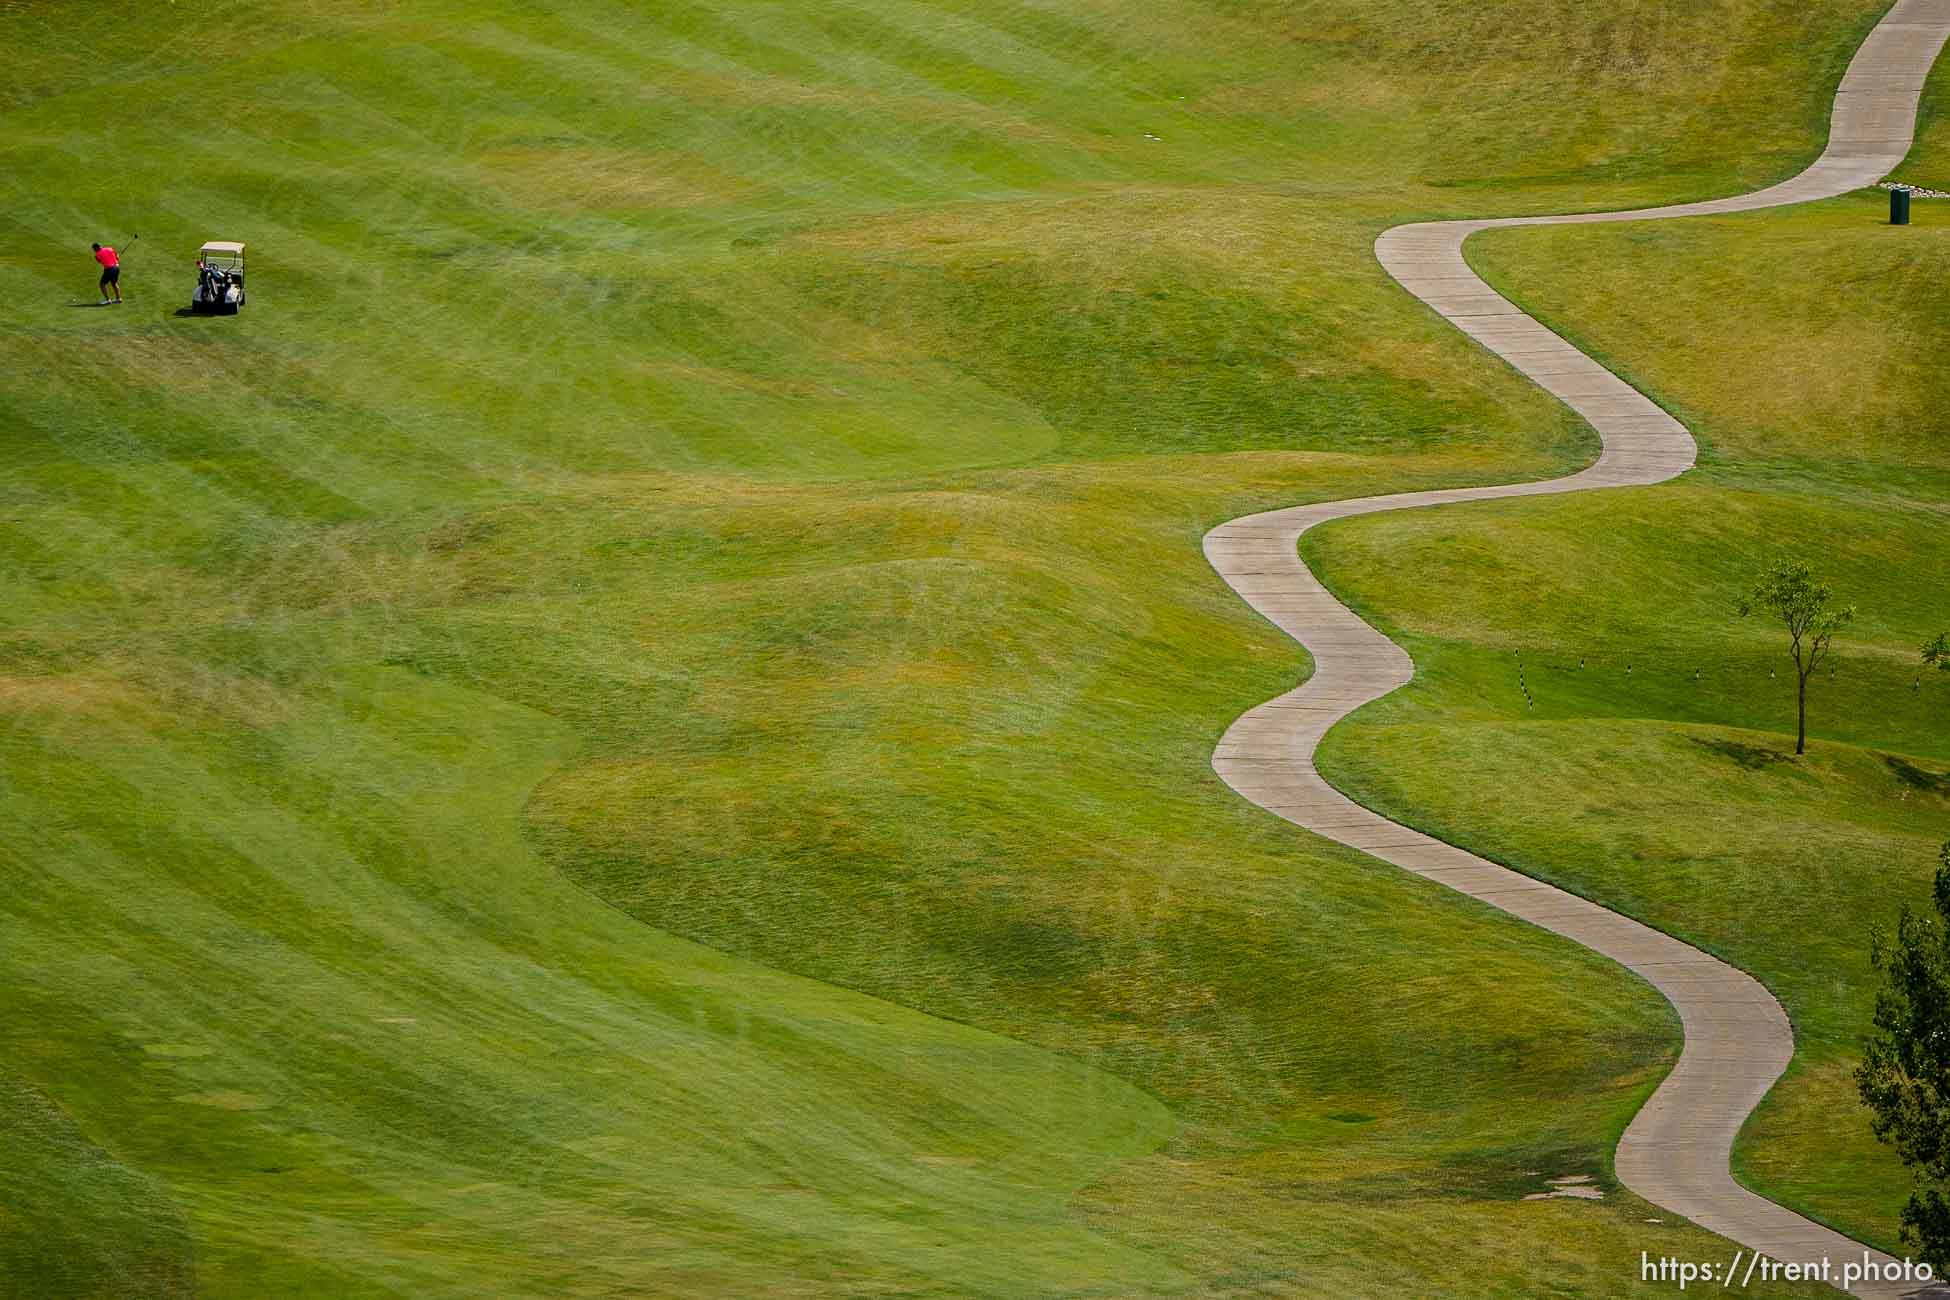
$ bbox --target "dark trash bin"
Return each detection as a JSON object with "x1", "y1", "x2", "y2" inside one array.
[{"x1": 1891, "y1": 187, "x2": 1912, "y2": 225}]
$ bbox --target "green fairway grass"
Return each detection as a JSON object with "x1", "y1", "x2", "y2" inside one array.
[
  {"x1": 0, "y1": 0, "x2": 1914, "y2": 1292},
  {"x1": 1310, "y1": 83, "x2": 1950, "y2": 1256}
]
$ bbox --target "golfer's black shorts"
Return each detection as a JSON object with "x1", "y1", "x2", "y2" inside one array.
[{"x1": 100, "y1": 266, "x2": 119, "y2": 284}]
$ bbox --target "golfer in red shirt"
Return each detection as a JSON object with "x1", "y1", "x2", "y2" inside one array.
[{"x1": 92, "y1": 243, "x2": 121, "y2": 305}]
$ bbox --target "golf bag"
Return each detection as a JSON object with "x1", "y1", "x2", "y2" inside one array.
[{"x1": 192, "y1": 262, "x2": 244, "y2": 314}]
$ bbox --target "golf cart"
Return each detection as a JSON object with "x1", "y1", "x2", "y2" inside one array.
[{"x1": 192, "y1": 241, "x2": 246, "y2": 314}]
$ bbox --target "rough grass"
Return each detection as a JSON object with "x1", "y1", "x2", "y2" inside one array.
[{"x1": 0, "y1": 0, "x2": 1907, "y2": 1292}]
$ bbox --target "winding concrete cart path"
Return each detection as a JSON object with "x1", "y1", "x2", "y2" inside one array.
[{"x1": 1206, "y1": 3, "x2": 1950, "y2": 1292}]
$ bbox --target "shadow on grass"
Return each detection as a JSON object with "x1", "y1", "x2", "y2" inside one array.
[
  {"x1": 1693, "y1": 736, "x2": 1794, "y2": 771},
  {"x1": 1885, "y1": 753, "x2": 1950, "y2": 797}
]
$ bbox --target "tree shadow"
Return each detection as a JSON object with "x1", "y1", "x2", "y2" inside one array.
[
  {"x1": 1692, "y1": 736, "x2": 1793, "y2": 771},
  {"x1": 1886, "y1": 754, "x2": 1950, "y2": 797}
]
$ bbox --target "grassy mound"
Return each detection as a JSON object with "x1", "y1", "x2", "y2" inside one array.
[{"x1": 0, "y1": 0, "x2": 1905, "y2": 1292}]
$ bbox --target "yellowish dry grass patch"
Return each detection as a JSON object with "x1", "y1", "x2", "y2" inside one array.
[{"x1": 469, "y1": 146, "x2": 756, "y2": 212}]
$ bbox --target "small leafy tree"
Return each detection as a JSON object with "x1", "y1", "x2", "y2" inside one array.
[
  {"x1": 1858, "y1": 842, "x2": 1950, "y2": 1271},
  {"x1": 1927, "y1": 632, "x2": 1950, "y2": 673},
  {"x1": 1736, "y1": 558, "x2": 1854, "y2": 755}
]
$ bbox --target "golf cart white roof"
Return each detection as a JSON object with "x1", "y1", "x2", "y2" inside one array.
[{"x1": 200, "y1": 241, "x2": 245, "y2": 255}]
